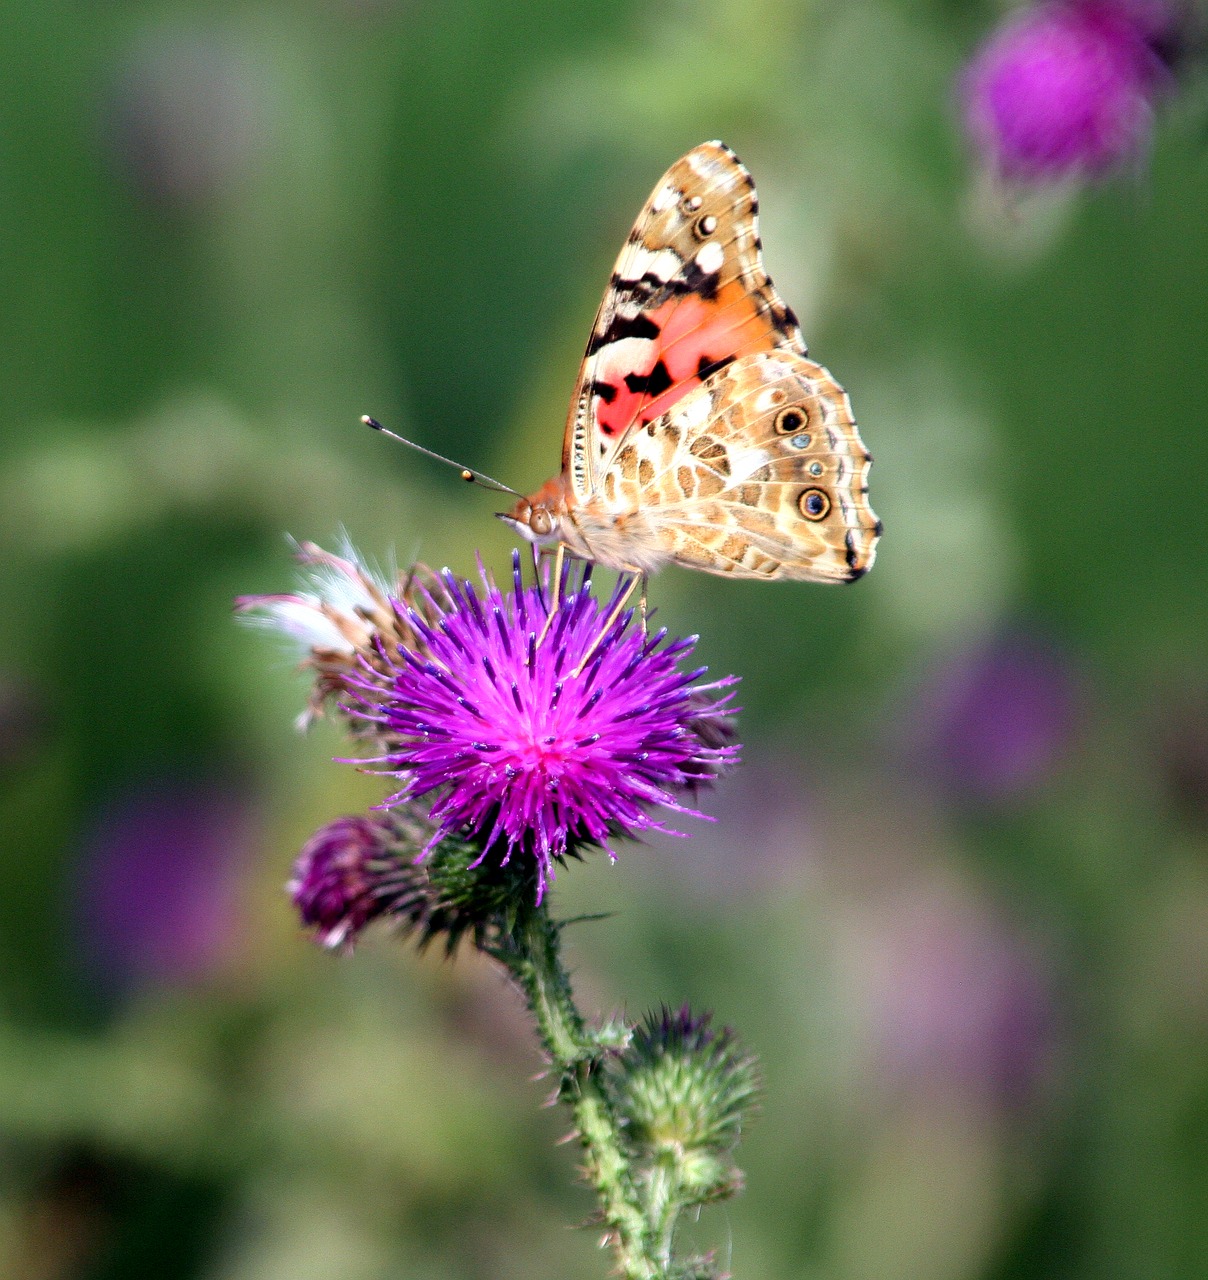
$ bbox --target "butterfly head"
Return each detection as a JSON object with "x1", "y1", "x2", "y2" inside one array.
[{"x1": 498, "y1": 478, "x2": 568, "y2": 549}]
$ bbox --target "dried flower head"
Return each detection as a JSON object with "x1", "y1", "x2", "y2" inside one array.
[
  {"x1": 962, "y1": 1, "x2": 1176, "y2": 183},
  {"x1": 289, "y1": 807, "x2": 530, "y2": 952},
  {"x1": 236, "y1": 538, "x2": 450, "y2": 727},
  {"x1": 352, "y1": 555, "x2": 739, "y2": 900}
]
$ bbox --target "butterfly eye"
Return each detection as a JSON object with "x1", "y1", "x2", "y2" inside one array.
[
  {"x1": 774, "y1": 405, "x2": 809, "y2": 435},
  {"x1": 799, "y1": 488, "x2": 830, "y2": 521},
  {"x1": 529, "y1": 508, "x2": 554, "y2": 538}
]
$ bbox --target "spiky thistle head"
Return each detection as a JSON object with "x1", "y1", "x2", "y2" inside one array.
[
  {"x1": 348, "y1": 553, "x2": 739, "y2": 901},
  {"x1": 610, "y1": 1005, "x2": 761, "y2": 1206}
]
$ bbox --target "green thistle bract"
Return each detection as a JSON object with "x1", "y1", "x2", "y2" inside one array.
[{"x1": 612, "y1": 1005, "x2": 760, "y2": 1205}]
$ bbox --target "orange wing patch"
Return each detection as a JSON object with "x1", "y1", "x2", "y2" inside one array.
[{"x1": 563, "y1": 142, "x2": 805, "y2": 500}]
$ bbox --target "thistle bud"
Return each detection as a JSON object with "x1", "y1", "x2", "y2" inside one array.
[
  {"x1": 611, "y1": 1006, "x2": 760, "y2": 1205},
  {"x1": 288, "y1": 814, "x2": 400, "y2": 950}
]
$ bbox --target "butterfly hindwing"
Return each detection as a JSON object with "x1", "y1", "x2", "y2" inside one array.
[
  {"x1": 586, "y1": 352, "x2": 880, "y2": 583},
  {"x1": 563, "y1": 142, "x2": 805, "y2": 502}
]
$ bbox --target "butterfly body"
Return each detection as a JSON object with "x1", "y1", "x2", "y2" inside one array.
[{"x1": 503, "y1": 141, "x2": 881, "y2": 584}]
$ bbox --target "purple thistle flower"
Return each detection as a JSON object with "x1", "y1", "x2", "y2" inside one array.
[
  {"x1": 74, "y1": 779, "x2": 254, "y2": 991},
  {"x1": 962, "y1": 1, "x2": 1176, "y2": 183},
  {"x1": 350, "y1": 555, "x2": 739, "y2": 900},
  {"x1": 901, "y1": 628, "x2": 1085, "y2": 804}
]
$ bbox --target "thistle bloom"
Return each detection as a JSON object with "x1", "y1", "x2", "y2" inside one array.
[
  {"x1": 962, "y1": 1, "x2": 1176, "y2": 182},
  {"x1": 352, "y1": 555, "x2": 738, "y2": 899},
  {"x1": 242, "y1": 542, "x2": 755, "y2": 1273},
  {"x1": 75, "y1": 780, "x2": 253, "y2": 990},
  {"x1": 904, "y1": 628, "x2": 1084, "y2": 803}
]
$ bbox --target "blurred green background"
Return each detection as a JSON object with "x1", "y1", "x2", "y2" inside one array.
[{"x1": 2, "y1": 1, "x2": 1206, "y2": 1277}]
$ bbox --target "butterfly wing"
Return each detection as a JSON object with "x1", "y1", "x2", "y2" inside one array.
[
  {"x1": 582, "y1": 351, "x2": 880, "y2": 583},
  {"x1": 562, "y1": 141, "x2": 805, "y2": 503}
]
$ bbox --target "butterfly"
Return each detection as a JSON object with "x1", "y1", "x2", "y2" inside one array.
[{"x1": 499, "y1": 141, "x2": 881, "y2": 586}]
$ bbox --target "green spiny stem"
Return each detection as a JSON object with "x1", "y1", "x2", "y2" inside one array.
[
  {"x1": 646, "y1": 1156, "x2": 684, "y2": 1268},
  {"x1": 496, "y1": 904, "x2": 666, "y2": 1280}
]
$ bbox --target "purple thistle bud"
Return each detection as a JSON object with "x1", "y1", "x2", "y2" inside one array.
[
  {"x1": 289, "y1": 814, "x2": 399, "y2": 950},
  {"x1": 350, "y1": 555, "x2": 739, "y2": 900},
  {"x1": 962, "y1": 1, "x2": 1177, "y2": 183}
]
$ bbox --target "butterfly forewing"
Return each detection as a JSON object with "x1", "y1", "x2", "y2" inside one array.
[{"x1": 564, "y1": 141, "x2": 806, "y2": 501}]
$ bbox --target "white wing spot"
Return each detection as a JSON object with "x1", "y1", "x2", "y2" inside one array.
[
  {"x1": 675, "y1": 391, "x2": 713, "y2": 431},
  {"x1": 596, "y1": 337, "x2": 657, "y2": 383},
  {"x1": 651, "y1": 183, "x2": 678, "y2": 213},
  {"x1": 624, "y1": 245, "x2": 682, "y2": 284},
  {"x1": 695, "y1": 240, "x2": 724, "y2": 276},
  {"x1": 728, "y1": 446, "x2": 772, "y2": 483}
]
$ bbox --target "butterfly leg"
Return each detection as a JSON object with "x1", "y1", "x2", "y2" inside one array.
[
  {"x1": 572, "y1": 572, "x2": 641, "y2": 677},
  {"x1": 536, "y1": 543, "x2": 566, "y2": 647}
]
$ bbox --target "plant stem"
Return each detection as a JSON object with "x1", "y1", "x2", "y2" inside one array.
[
  {"x1": 646, "y1": 1157, "x2": 683, "y2": 1269},
  {"x1": 499, "y1": 905, "x2": 665, "y2": 1280}
]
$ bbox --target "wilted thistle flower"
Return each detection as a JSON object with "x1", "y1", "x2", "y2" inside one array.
[
  {"x1": 235, "y1": 538, "x2": 450, "y2": 727},
  {"x1": 611, "y1": 1006, "x2": 760, "y2": 1205},
  {"x1": 290, "y1": 807, "x2": 530, "y2": 952},
  {"x1": 351, "y1": 554, "x2": 738, "y2": 901},
  {"x1": 962, "y1": 1, "x2": 1177, "y2": 183}
]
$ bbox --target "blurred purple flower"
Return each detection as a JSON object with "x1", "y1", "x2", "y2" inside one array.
[
  {"x1": 902, "y1": 629, "x2": 1084, "y2": 803},
  {"x1": 853, "y1": 886, "x2": 1058, "y2": 1105},
  {"x1": 350, "y1": 555, "x2": 739, "y2": 900},
  {"x1": 75, "y1": 780, "x2": 254, "y2": 991},
  {"x1": 104, "y1": 31, "x2": 269, "y2": 209},
  {"x1": 961, "y1": 1, "x2": 1177, "y2": 182}
]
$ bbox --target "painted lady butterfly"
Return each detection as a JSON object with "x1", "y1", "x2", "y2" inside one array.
[{"x1": 501, "y1": 141, "x2": 881, "y2": 584}]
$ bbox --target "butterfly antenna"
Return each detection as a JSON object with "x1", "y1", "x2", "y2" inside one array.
[{"x1": 361, "y1": 416, "x2": 520, "y2": 497}]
